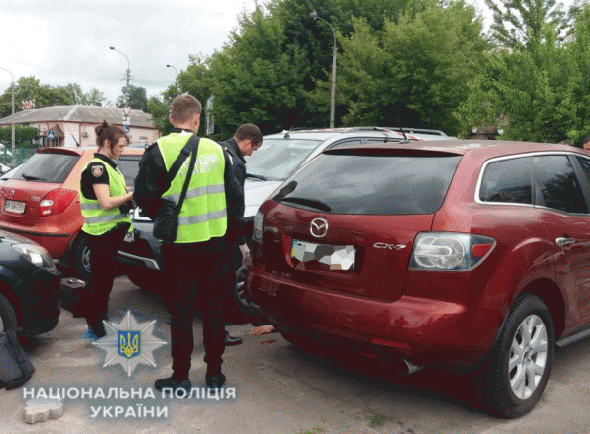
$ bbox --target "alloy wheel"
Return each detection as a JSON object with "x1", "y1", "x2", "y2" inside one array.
[{"x1": 509, "y1": 314, "x2": 548, "y2": 400}]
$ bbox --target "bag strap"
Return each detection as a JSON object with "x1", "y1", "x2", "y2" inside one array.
[
  {"x1": 175, "y1": 137, "x2": 200, "y2": 213},
  {"x1": 167, "y1": 134, "x2": 200, "y2": 185}
]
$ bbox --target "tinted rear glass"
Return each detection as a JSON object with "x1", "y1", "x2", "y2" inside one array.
[
  {"x1": 273, "y1": 152, "x2": 462, "y2": 215},
  {"x1": 11, "y1": 152, "x2": 79, "y2": 183}
]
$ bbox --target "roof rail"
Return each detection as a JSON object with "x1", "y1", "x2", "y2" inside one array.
[{"x1": 347, "y1": 126, "x2": 447, "y2": 136}]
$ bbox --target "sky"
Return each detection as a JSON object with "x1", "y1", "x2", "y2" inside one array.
[
  {"x1": 0, "y1": 0, "x2": 573, "y2": 108},
  {"x1": 0, "y1": 0, "x2": 256, "y2": 106}
]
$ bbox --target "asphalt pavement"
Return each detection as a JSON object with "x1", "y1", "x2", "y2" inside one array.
[{"x1": 1, "y1": 275, "x2": 590, "y2": 434}]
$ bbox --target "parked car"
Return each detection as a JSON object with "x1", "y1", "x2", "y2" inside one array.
[
  {"x1": 0, "y1": 229, "x2": 60, "y2": 336},
  {"x1": 117, "y1": 127, "x2": 452, "y2": 308},
  {"x1": 0, "y1": 146, "x2": 144, "y2": 281},
  {"x1": 247, "y1": 139, "x2": 590, "y2": 418}
]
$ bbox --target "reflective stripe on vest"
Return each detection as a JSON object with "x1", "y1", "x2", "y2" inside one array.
[
  {"x1": 158, "y1": 133, "x2": 227, "y2": 243},
  {"x1": 79, "y1": 157, "x2": 132, "y2": 235}
]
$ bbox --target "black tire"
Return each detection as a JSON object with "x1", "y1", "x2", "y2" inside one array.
[
  {"x1": 0, "y1": 293, "x2": 18, "y2": 333},
  {"x1": 126, "y1": 266, "x2": 166, "y2": 293},
  {"x1": 234, "y1": 267, "x2": 258, "y2": 317},
  {"x1": 72, "y1": 236, "x2": 92, "y2": 282},
  {"x1": 473, "y1": 293, "x2": 554, "y2": 418}
]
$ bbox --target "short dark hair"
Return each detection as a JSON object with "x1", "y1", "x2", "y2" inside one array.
[
  {"x1": 235, "y1": 123, "x2": 262, "y2": 146},
  {"x1": 171, "y1": 94, "x2": 201, "y2": 124},
  {"x1": 95, "y1": 121, "x2": 128, "y2": 152},
  {"x1": 583, "y1": 136, "x2": 590, "y2": 144}
]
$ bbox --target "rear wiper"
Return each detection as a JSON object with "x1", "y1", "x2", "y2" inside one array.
[
  {"x1": 22, "y1": 173, "x2": 45, "y2": 181},
  {"x1": 277, "y1": 197, "x2": 331, "y2": 212},
  {"x1": 246, "y1": 173, "x2": 268, "y2": 181}
]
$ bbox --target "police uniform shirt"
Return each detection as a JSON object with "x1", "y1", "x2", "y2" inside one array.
[{"x1": 80, "y1": 154, "x2": 116, "y2": 200}]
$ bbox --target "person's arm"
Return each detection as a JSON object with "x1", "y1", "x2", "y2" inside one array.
[
  {"x1": 93, "y1": 185, "x2": 133, "y2": 210},
  {"x1": 133, "y1": 143, "x2": 168, "y2": 220},
  {"x1": 223, "y1": 149, "x2": 251, "y2": 266}
]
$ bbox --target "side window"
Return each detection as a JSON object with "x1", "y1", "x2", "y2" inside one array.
[
  {"x1": 533, "y1": 155, "x2": 587, "y2": 214},
  {"x1": 479, "y1": 157, "x2": 533, "y2": 205}
]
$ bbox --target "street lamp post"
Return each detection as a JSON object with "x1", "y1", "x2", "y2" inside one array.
[
  {"x1": 310, "y1": 10, "x2": 337, "y2": 128},
  {"x1": 0, "y1": 67, "x2": 15, "y2": 155},
  {"x1": 110, "y1": 46, "x2": 130, "y2": 107},
  {"x1": 166, "y1": 64, "x2": 179, "y2": 94}
]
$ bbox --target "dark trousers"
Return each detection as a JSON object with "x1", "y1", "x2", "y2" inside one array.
[
  {"x1": 161, "y1": 237, "x2": 228, "y2": 379},
  {"x1": 82, "y1": 224, "x2": 130, "y2": 332},
  {"x1": 220, "y1": 236, "x2": 250, "y2": 324}
]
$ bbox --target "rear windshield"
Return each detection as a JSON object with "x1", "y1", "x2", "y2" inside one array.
[
  {"x1": 10, "y1": 152, "x2": 79, "y2": 183},
  {"x1": 272, "y1": 152, "x2": 462, "y2": 215}
]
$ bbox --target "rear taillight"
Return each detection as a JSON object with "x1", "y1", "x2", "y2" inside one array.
[
  {"x1": 409, "y1": 232, "x2": 495, "y2": 271},
  {"x1": 38, "y1": 188, "x2": 78, "y2": 217}
]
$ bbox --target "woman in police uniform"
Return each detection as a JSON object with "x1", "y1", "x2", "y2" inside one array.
[{"x1": 78, "y1": 121, "x2": 134, "y2": 339}]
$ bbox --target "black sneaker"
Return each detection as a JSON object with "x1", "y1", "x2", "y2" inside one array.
[
  {"x1": 154, "y1": 377, "x2": 192, "y2": 395},
  {"x1": 205, "y1": 373, "x2": 226, "y2": 389}
]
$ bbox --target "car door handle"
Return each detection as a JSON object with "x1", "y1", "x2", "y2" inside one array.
[{"x1": 556, "y1": 237, "x2": 576, "y2": 246}]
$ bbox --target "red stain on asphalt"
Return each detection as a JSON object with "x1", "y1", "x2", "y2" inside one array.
[{"x1": 261, "y1": 339, "x2": 276, "y2": 345}]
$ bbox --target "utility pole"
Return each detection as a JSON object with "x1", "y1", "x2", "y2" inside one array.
[
  {"x1": 310, "y1": 10, "x2": 337, "y2": 128},
  {"x1": 110, "y1": 46, "x2": 130, "y2": 107}
]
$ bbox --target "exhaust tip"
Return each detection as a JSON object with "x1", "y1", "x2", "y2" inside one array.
[{"x1": 396, "y1": 358, "x2": 424, "y2": 375}]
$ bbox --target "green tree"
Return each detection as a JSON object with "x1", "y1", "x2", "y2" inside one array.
[
  {"x1": 207, "y1": 6, "x2": 308, "y2": 138},
  {"x1": 484, "y1": 0, "x2": 569, "y2": 49},
  {"x1": 15, "y1": 77, "x2": 70, "y2": 108},
  {"x1": 332, "y1": 0, "x2": 488, "y2": 135},
  {"x1": 147, "y1": 96, "x2": 173, "y2": 136},
  {"x1": 117, "y1": 85, "x2": 148, "y2": 111},
  {"x1": 0, "y1": 125, "x2": 39, "y2": 147}
]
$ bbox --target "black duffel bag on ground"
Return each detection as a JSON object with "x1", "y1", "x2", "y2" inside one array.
[{"x1": 0, "y1": 328, "x2": 35, "y2": 389}]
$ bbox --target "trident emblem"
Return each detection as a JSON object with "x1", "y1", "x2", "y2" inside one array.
[{"x1": 118, "y1": 331, "x2": 140, "y2": 359}]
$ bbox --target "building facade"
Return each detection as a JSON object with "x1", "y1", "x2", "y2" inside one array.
[{"x1": 0, "y1": 105, "x2": 160, "y2": 148}]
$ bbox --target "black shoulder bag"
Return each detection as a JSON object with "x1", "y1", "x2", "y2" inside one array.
[
  {"x1": 153, "y1": 135, "x2": 200, "y2": 243},
  {"x1": 0, "y1": 329, "x2": 35, "y2": 389}
]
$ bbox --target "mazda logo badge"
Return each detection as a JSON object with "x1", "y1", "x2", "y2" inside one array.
[{"x1": 310, "y1": 218, "x2": 328, "y2": 238}]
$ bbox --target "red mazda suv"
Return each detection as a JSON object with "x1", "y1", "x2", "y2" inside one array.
[{"x1": 248, "y1": 139, "x2": 590, "y2": 418}]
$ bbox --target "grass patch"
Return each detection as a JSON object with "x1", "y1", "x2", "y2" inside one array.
[
  {"x1": 367, "y1": 412, "x2": 387, "y2": 428},
  {"x1": 297, "y1": 428, "x2": 326, "y2": 434}
]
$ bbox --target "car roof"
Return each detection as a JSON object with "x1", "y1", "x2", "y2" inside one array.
[{"x1": 323, "y1": 139, "x2": 587, "y2": 158}]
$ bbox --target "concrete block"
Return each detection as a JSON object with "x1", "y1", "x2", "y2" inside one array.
[{"x1": 23, "y1": 399, "x2": 64, "y2": 424}]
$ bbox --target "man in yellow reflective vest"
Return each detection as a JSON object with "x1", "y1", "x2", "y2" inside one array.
[{"x1": 134, "y1": 94, "x2": 242, "y2": 393}]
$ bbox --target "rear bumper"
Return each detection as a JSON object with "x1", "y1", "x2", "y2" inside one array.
[
  {"x1": 0, "y1": 222, "x2": 72, "y2": 259},
  {"x1": 248, "y1": 270, "x2": 503, "y2": 368}
]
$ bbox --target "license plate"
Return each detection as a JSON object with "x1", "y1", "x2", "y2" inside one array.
[
  {"x1": 291, "y1": 239, "x2": 355, "y2": 270},
  {"x1": 123, "y1": 230, "x2": 135, "y2": 243},
  {"x1": 4, "y1": 200, "x2": 25, "y2": 214}
]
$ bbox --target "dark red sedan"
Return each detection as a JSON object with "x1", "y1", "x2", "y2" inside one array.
[{"x1": 247, "y1": 139, "x2": 590, "y2": 418}]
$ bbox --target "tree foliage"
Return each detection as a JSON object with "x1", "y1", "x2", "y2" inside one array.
[
  {"x1": 485, "y1": 0, "x2": 569, "y2": 49},
  {"x1": 0, "y1": 125, "x2": 39, "y2": 147},
  {"x1": 117, "y1": 85, "x2": 148, "y2": 111},
  {"x1": 331, "y1": 0, "x2": 488, "y2": 135}
]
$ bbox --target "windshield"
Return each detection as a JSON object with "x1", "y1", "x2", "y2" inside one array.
[{"x1": 244, "y1": 138, "x2": 322, "y2": 180}]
